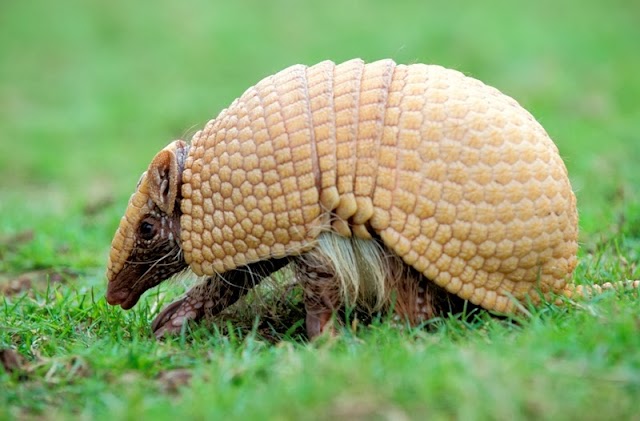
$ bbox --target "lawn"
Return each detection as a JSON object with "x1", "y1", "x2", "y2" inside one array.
[{"x1": 1, "y1": 0, "x2": 640, "y2": 419}]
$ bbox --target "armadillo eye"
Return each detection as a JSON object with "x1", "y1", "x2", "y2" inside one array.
[{"x1": 139, "y1": 220, "x2": 156, "y2": 240}]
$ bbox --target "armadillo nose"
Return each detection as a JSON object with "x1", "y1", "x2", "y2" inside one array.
[{"x1": 105, "y1": 287, "x2": 128, "y2": 306}]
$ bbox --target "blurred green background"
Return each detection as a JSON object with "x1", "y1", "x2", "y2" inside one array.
[{"x1": 1, "y1": 0, "x2": 639, "y2": 269}]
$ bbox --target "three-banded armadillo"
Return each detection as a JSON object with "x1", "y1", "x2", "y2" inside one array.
[{"x1": 106, "y1": 58, "x2": 631, "y2": 338}]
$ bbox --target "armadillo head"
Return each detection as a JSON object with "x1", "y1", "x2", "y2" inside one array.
[{"x1": 106, "y1": 140, "x2": 190, "y2": 309}]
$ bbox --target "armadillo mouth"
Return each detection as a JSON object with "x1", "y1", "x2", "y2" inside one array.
[
  {"x1": 105, "y1": 266, "x2": 153, "y2": 310},
  {"x1": 106, "y1": 259, "x2": 186, "y2": 310},
  {"x1": 106, "y1": 286, "x2": 143, "y2": 310}
]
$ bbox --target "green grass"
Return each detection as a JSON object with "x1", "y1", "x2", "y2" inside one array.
[{"x1": 1, "y1": 0, "x2": 640, "y2": 419}]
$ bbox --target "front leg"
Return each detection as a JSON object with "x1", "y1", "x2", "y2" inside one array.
[
  {"x1": 152, "y1": 258, "x2": 290, "y2": 338},
  {"x1": 151, "y1": 277, "x2": 242, "y2": 338}
]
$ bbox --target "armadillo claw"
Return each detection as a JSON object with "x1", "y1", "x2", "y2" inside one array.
[
  {"x1": 301, "y1": 276, "x2": 340, "y2": 339},
  {"x1": 151, "y1": 298, "x2": 204, "y2": 339},
  {"x1": 305, "y1": 307, "x2": 336, "y2": 339}
]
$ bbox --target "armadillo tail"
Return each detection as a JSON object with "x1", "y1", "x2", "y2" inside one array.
[{"x1": 560, "y1": 280, "x2": 640, "y2": 301}]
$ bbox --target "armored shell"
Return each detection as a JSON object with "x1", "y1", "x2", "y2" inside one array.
[{"x1": 177, "y1": 58, "x2": 578, "y2": 314}]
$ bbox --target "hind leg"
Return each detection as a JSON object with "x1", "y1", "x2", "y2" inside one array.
[
  {"x1": 294, "y1": 253, "x2": 342, "y2": 339},
  {"x1": 384, "y1": 255, "x2": 468, "y2": 326},
  {"x1": 294, "y1": 233, "x2": 470, "y2": 337}
]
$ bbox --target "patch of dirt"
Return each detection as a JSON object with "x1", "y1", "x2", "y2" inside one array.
[
  {"x1": 82, "y1": 178, "x2": 116, "y2": 217},
  {"x1": 0, "y1": 349, "x2": 28, "y2": 380},
  {"x1": 42, "y1": 356, "x2": 91, "y2": 384},
  {"x1": 83, "y1": 195, "x2": 115, "y2": 217},
  {"x1": 1, "y1": 349, "x2": 94, "y2": 385},
  {"x1": 0, "y1": 268, "x2": 78, "y2": 296},
  {"x1": 156, "y1": 369, "x2": 194, "y2": 394},
  {"x1": 1, "y1": 349, "x2": 23, "y2": 373},
  {"x1": 0, "y1": 230, "x2": 34, "y2": 260}
]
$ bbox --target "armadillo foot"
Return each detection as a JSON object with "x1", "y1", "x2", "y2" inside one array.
[
  {"x1": 295, "y1": 258, "x2": 341, "y2": 339},
  {"x1": 391, "y1": 263, "x2": 469, "y2": 326},
  {"x1": 151, "y1": 260, "x2": 289, "y2": 339},
  {"x1": 152, "y1": 295, "x2": 206, "y2": 339},
  {"x1": 151, "y1": 276, "x2": 231, "y2": 339},
  {"x1": 305, "y1": 306, "x2": 335, "y2": 339}
]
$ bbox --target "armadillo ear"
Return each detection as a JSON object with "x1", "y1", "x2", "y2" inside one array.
[{"x1": 147, "y1": 148, "x2": 179, "y2": 215}]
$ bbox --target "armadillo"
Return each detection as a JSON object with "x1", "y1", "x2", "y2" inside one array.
[{"x1": 105, "y1": 58, "x2": 636, "y2": 338}]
